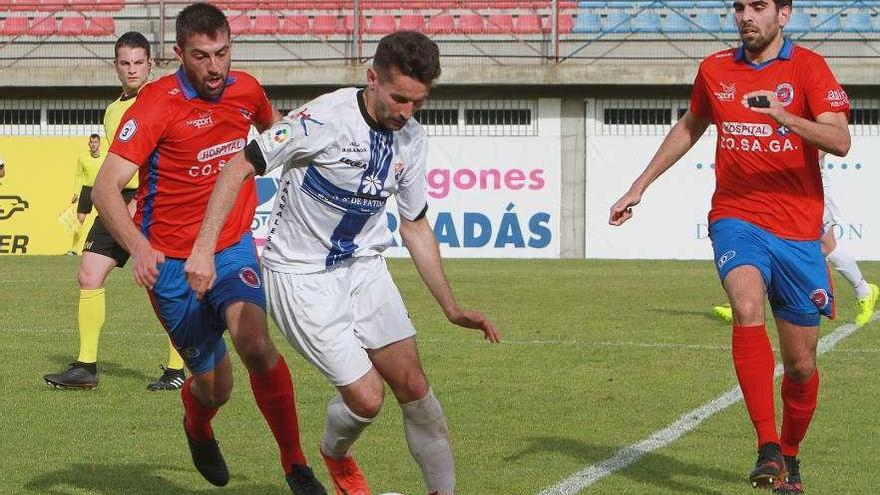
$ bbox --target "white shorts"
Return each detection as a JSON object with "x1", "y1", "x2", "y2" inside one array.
[
  {"x1": 822, "y1": 190, "x2": 845, "y2": 228},
  {"x1": 263, "y1": 255, "x2": 416, "y2": 387}
]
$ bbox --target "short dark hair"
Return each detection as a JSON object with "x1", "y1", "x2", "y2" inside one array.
[
  {"x1": 775, "y1": 0, "x2": 793, "y2": 8},
  {"x1": 89, "y1": 133, "x2": 100, "y2": 140},
  {"x1": 115, "y1": 31, "x2": 150, "y2": 59},
  {"x1": 176, "y1": 2, "x2": 230, "y2": 48},
  {"x1": 373, "y1": 31, "x2": 441, "y2": 85}
]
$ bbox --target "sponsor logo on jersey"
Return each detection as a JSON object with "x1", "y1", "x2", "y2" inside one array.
[
  {"x1": 0, "y1": 195, "x2": 28, "y2": 220},
  {"x1": 775, "y1": 83, "x2": 794, "y2": 107},
  {"x1": 298, "y1": 108, "x2": 324, "y2": 136},
  {"x1": 342, "y1": 141, "x2": 367, "y2": 153},
  {"x1": 361, "y1": 173, "x2": 384, "y2": 195},
  {"x1": 341, "y1": 156, "x2": 368, "y2": 169},
  {"x1": 810, "y1": 288, "x2": 829, "y2": 309},
  {"x1": 394, "y1": 162, "x2": 405, "y2": 180},
  {"x1": 715, "y1": 82, "x2": 736, "y2": 102},
  {"x1": 273, "y1": 126, "x2": 289, "y2": 143},
  {"x1": 118, "y1": 118, "x2": 137, "y2": 142},
  {"x1": 197, "y1": 138, "x2": 246, "y2": 162},
  {"x1": 721, "y1": 122, "x2": 773, "y2": 137},
  {"x1": 825, "y1": 89, "x2": 849, "y2": 108},
  {"x1": 239, "y1": 266, "x2": 261, "y2": 288},
  {"x1": 239, "y1": 107, "x2": 253, "y2": 120},
  {"x1": 168, "y1": 88, "x2": 181, "y2": 96},
  {"x1": 776, "y1": 125, "x2": 791, "y2": 137},
  {"x1": 717, "y1": 250, "x2": 736, "y2": 269},
  {"x1": 186, "y1": 112, "x2": 214, "y2": 129}
]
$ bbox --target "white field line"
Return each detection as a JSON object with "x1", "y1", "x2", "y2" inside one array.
[{"x1": 537, "y1": 313, "x2": 878, "y2": 495}]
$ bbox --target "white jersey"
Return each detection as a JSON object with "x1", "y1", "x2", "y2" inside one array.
[{"x1": 251, "y1": 87, "x2": 428, "y2": 274}]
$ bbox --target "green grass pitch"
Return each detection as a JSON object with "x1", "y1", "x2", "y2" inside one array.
[{"x1": 0, "y1": 257, "x2": 877, "y2": 494}]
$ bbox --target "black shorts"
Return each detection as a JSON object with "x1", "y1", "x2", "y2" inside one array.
[
  {"x1": 76, "y1": 186, "x2": 93, "y2": 214},
  {"x1": 82, "y1": 188, "x2": 137, "y2": 267}
]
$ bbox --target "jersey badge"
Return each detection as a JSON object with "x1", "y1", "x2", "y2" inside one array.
[
  {"x1": 118, "y1": 118, "x2": 138, "y2": 142},
  {"x1": 714, "y1": 82, "x2": 736, "y2": 102},
  {"x1": 775, "y1": 83, "x2": 794, "y2": 107},
  {"x1": 298, "y1": 108, "x2": 324, "y2": 136},
  {"x1": 239, "y1": 266, "x2": 261, "y2": 289}
]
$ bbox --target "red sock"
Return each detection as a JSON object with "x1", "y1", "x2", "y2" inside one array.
[
  {"x1": 781, "y1": 371, "x2": 819, "y2": 457},
  {"x1": 181, "y1": 376, "x2": 218, "y2": 441},
  {"x1": 732, "y1": 324, "x2": 779, "y2": 448},
  {"x1": 250, "y1": 355, "x2": 308, "y2": 473}
]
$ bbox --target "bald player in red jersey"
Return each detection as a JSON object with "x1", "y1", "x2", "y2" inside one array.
[
  {"x1": 91, "y1": 4, "x2": 325, "y2": 494},
  {"x1": 609, "y1": 1, "x2": 850, "y2": 494}
]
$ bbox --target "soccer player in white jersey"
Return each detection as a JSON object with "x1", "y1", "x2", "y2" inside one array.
[
  {"x1": 185, "y1": 31, "x2": 500, "y2": 495},
  {"x1": 714, "y1": 151, "x2": 878, "y2": 327}
]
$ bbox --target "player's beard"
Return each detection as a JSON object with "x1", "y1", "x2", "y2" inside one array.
[
  {"x1": 186, "y1": 67, "x2": 227, "y2": 100},
  {"x1": 740, "y1": 24, "x2": 778, "y2": 54}
]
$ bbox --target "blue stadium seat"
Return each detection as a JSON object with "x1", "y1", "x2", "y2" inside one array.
[
  {"x1": 786, "y1": 12, "x2": 812, "y2": 33},
  {"x1": 815, "y1": 1, "x2": 850, "y2": 8},
  {"x1": 661, "y1": 12, "x2": 693, "y2": 32},
  {"x1": 578, "y1": 1, "x2": 606, "y2": 8},
  {"x1": 694, "y1": 0, "x2": 725, "y2": 9},
  {"x1": 721, "y1": 13, "x2": 739, "y2": 32},
  {"x1": 665, "y1": 1, "x2": 695, "y2": 8},
  {"x1": 573, "y1": 12, "x2": 602, "y2": 32},
  {"x1": 693, "y1": 11, "x2": 721, "y2": 32},
  {"x1": 603, "y1": 10, "x2": 631, "y2": 32},
  {"x1": 631, "y1": 11, "x2": 661, "y2": 32},
  {"x1": 812, "y1": 13, "x2": 842, "y2": 32},
  {"x1": 842, "y1": 12, "x2": 873, "y2": 32}
]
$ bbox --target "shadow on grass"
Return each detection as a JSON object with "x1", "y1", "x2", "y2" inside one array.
[
  {"x1": 25, "y1": 462, "x2": 286, "y2": 495},
  {"x1": 655, "y1": 307, "x2": 728, "y2": 323},
  {"x1": 509, "y1": 436, "x2": 742, "y2": 495},
  {"x1": 44, "y1": 354, "x2": 154, "y2": 384}
]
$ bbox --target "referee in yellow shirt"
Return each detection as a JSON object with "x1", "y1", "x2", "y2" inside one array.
[
  {"x1": 45, "y1": 32, "x2": 187, "y2": 391},
  {"x1": 67, "y1": 133, "x2": 105, "y2": 254}
]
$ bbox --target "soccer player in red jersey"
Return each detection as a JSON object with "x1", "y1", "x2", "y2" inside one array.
[
  {"x1": 91, "y1": 4, "x2": 325, "y2": 494},
  {"x1": 609, "y1": 1, "x2": 850, "y2": 493}
]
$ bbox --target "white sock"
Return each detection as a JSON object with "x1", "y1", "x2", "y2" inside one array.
[
  {"x1": 321, "y1": 394, "x2": 373, "y2": 458},
  {"x1": 826, "y1": 244, "x2": 871, "y2": 299},
  {"x1": 401, "y1": 388, "x2": 455, "y2": 494}
]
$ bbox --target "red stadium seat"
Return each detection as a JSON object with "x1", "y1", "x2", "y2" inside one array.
[
  {"x1": 228, "y1": 14, "x2": 252, "y2": 34},
  {"x1": 366, "y1": 14, "x2": 396, "y2": 34},
  {"x1": 513, "y1": 14, "x2": 541, "y2": 33},
  {"x1": 263, "y1": 0, "x2": 287, "y2": 10},
  {"x1": 423, "y1": 13, "x2": 453, "y2": 34},
  {"x1": 84, "y1": 15, "x2": 114, "y2": 35},
  {"x1": 456, "y1": 14, "x2": 484, "y2": 34},
  {"x1": 58, "y1": 14, "x2": 86, "y2": 35},
  {"x1": 39, "y1": 0, "x2": 68, "y2": 12},
  {"x1": 225, "y1": 0, "x2": 259, "y2": 11},
  {"x1": 10, "y1": 0, "x2": 38, "y2": 11},
  {"x1": 341, "y1": 14, "x2": 365, "y2": 33},
  {"x1": 398, "y1": 14, "x2": 424, "y2": 31},
  {"x1": 68, "y1": 0, "x2": 97, "y2": 11},
  {"x1": 310, "y1": 14, "x2": 340, "y2": 34},
  {"x1": 280, "y1": 14, "x2": 308, "y2": 34},
  {"x1": 485, "y1": 13, "x2": 513, "y2": 33},
  {"x1": 92, "y1": 0, "x2": 123, "y2": 11},
  {"x1": 251, "y1": 14, "x2": 280, "y2": 34},
  {"x1": 28, "y1": 14, "x2": 56, "y2": 35},
  {"x1": 543, "y1": 13, "x2": 573, "y2": 33},
  {"x1": 0, "y1": 16, "x2": 29, "y2": 35}
]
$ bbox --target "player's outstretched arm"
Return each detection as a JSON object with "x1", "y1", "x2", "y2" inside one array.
[
  {"x1": 400, "y1": 215, "x2": 501, "y2": 343},
  {"x1": 609, "y1": 110, "x2": 710, "y2": 226},
  {"x1": 93, "y1": 152, "x2": 164, "y2": 289},
  {"x1": 186, "y1": 150, "x2": 257, "y2": 300}
]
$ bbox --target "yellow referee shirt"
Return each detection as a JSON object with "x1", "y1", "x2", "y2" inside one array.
[
  {"x1": 104, "y1": 94, "x2": 138, "y2": 190},
  {"x1": 75, "y1": 150, "x2": 105, "y2": 189}
]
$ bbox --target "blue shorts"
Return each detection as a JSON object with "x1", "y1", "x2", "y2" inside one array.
[
  {"x1": 148, "y1": 232, "x2": 266, "y2": 374},
  {"x1": 709, "y1": 218, "x2": 834, "y2": 327}
]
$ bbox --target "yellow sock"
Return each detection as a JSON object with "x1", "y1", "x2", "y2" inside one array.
[
  {"x1": 166, "y1": 337, "x2": 184, "y2": 370},
  {"x1": 76, "y1": 288, "x2": 105, "y2": 363}
]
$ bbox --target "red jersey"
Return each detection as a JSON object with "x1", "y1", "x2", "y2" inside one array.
[
  {"x1": 690, "y1": 39, "x2": 850, "y2": 240},
  {"x1": 110, "y1": 68, "x2": 274, "y2": 258}
]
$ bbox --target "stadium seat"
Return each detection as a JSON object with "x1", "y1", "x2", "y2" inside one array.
[
  {"x1": 40, "y1": 0, "x2": 68, "y2": 12},
  {"x1": 572, "y1": 12, "x2": 601, "y2": 32},
  {"x1": 228, "y1": 14, "x2": 252, "y2": 34},
  {"x1": 9, "y1": 0, "x2": 37, "y2": 11},
  {"x1": 423, "y1": 14, "x2": 454, "y2": 34},
  {"x1": 661, "y1": 12, "x2": 693, "y2": 32},
  {"x1": 631, "y1": 11, "x2": 661, "y2": 32},
  {"x1": 280, "y1": 14, "x2": 308, "y2": 34},
  {"x1": 92, "y1": 0, "x2": 123, "y2": 11},
  {"x1": 68, "y1": 0, "x2": 98, "y2": 11},
  {"x1": 310, "y1": 14, "x2": 340, "y2": 34},
  {"x1": 842, "y1": 12, "x2": 873, "y2": 33},
  {"x1": 84, "y1": 15, "x2": 113, "y2": 35},
  {"x1": 578, "y1": 1, "x2": 606, "y2": 8},
  {"x1": 514, "y1": 14, "x2": 543, "y2": 34},
  {"x1": 28, "y1": 15, "x2": 56, "y2": 35},
  {"x1": 398, "y1": 14, "x2": 424, "y2": 31},
  {"x1": 485, "y1": 14, "x2": 514, "y2": 33},
  {"x1": 457, "y1": 13, "x2": 484, "y2": 34},
  {"x1": 366, "y1": 14, "x2": 396, "y2": 34},
  {"x1": 341, "y1": 15, "x2": 365, "y2": 34},
  {"x1": 0, "y1": 15, "x2": 28, "y2": 35},
  {"x1": 603, "y1": 11, "x2": 631, "y2": 32},
  {"x1": 785, "y1": 12, "x2": 811, "y2": 33},
  {"x1": 720, "y1": 13, "x2": 738, "y2": 32},
  {"x1": 542, "y1": 13, "x2": 574, "y2": 33},
  {"x1": 693, "y1": 0, "x2": 725, "y2": 8},
  {"x1": 226, "y1": 0, "x2": 260, "y2": 11},
  {"x1": 812, "y1": 13, "x2": 841, "y2": 32},
  {"x1": 58, "y1": 14, "x2": 86, "y2": 35},
  {"x1": 666, "y1": 1, "x2": 694, "y2": 8},
  {"x1": 694, "y1": 11, "x2": 721, "y2": 32},
  {"x1": 251, "y1": 14, "x2": 280, "y2": 34}
]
